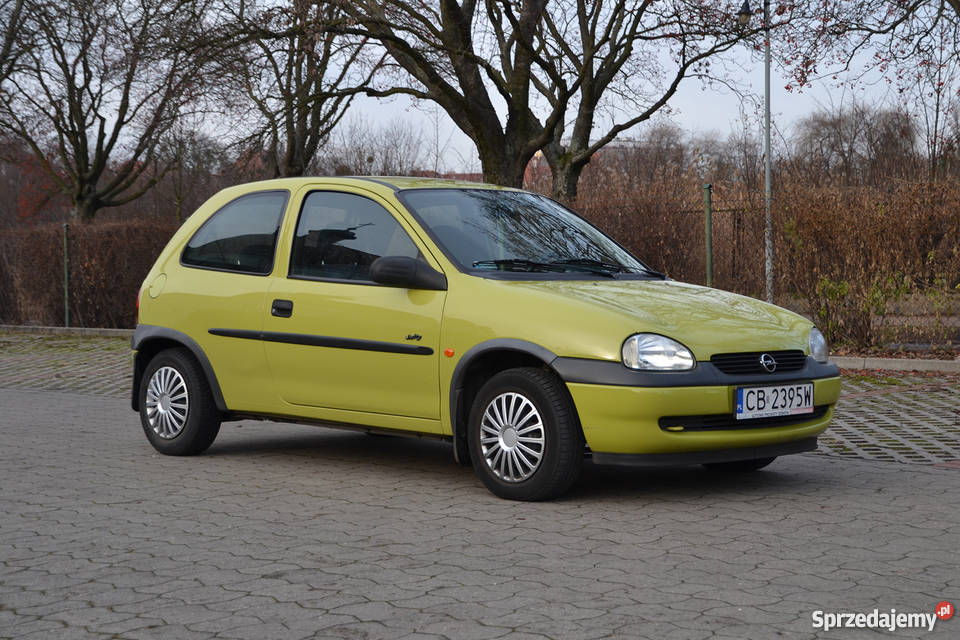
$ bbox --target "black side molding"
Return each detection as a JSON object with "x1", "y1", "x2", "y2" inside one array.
[{"x1": 208, "y1": 328, "x2": 434, "y2": 356}]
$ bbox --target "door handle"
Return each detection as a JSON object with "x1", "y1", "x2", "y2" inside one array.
[{"x1": 271, "y1": 299, "x2": 294, "y2": 318}]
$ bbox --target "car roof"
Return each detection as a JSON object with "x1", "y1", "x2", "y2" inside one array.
[{"x1": 224, "y1": 175, "x2": 519, "y2": 194}]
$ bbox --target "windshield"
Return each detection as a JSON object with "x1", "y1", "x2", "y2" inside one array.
[{"x1": 398, "y1": 189, "x2": 659, "y2": 278}]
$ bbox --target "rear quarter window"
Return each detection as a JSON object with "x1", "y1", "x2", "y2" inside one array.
[{"x1": 181, "y1": 191, "x2": 288, "y2": 274}]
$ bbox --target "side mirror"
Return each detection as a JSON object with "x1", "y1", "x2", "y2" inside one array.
[{"x1": 369, "y1": 256, "x2": 447, "y2": 291}]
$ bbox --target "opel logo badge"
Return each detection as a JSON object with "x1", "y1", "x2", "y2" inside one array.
[{"x1": 759, "y1": 353, "x2": 777, "y2": 373}]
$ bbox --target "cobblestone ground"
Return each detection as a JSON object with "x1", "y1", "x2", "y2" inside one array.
[
  {"x1": 1, "y1": 331, "x2": 958, "y2": 639},
  {"x1": 1, "y1": 331, "x2": 957, "y2": 467},
  {"x1": 0, "y1": 333, "x2": 130, "y2": 397}
]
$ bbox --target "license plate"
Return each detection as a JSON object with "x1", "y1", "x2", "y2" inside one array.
[{"x1": 735, "y1": 383, "x2": 814, "y2": 420}]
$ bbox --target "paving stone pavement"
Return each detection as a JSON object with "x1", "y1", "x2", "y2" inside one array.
[
  {"x1": 0, "y1": 331, "x2": 959, "y2": 639},
  {"x1": 2, "y1": 331, "x2": 958, "y2": 467},
  {"x1": 0, "y1": 333, "x2": 130, "y2": 397},
  {"x1": 821, "y1": 374, "x2": 960, "y2": 465}
]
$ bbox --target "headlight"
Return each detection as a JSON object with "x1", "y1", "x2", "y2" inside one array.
[
  {"x1": 622, "y1": 334, "x2": 695, "y2": 371},
  {"x1": 809, "y1": 327, "x2": 829, "y2": 363}
]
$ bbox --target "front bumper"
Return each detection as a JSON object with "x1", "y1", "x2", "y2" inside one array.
[
  {"x1": 566, "y1": 373, "x2": 842, "y2": 456},
  {"x1": 591, "y1": 437, "x2": 819, "y2": 467}
]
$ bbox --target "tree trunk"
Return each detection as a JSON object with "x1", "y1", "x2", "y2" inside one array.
[
  {"x1": 478, "y1": 143, "x2": 530, "y2": 188},
  {"x1": 550, "y1": 161, "x2": 586, "y2": 203},
  {"x1": 72, "y1": 188, "x2": 99, "y2": 222},
  {"x1": 282, "y1": 129, "x2": 307, "y2": 177},
  {"x1": 542, "y1": 142, "x2": 589, "y2": 202}
]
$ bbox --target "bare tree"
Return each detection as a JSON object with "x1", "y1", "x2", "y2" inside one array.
[
  {"x1": 340, "y1": 0, "x2": 574, "y2": 188},
  {"x1": 376, "y1": 119, "x2": 428, "y2": 174},
  {"x1": 314, "y1": 116, "x2": 426, "y2": 176},
  {"x1": 155, "y1": 124, "x2": 227, "y2": 222},
  {"x1": 722, "y1": 119, "x2": 763, "y2": 189},
  {"x1": 537, "y1": 0, "x2": 762, "y2": 200},
  {"x1": 0, "y1": 0, "x2": 26, "y2": 83},
  {"x1": 899, "y1": 17, "x2": 960, "y2": 181},
  {"x1": 596, "y1": 123, "x2": 688, "y2": 184},
  {"x1": 781, "y1": 1, "x2": 960, "y2": 88},
  {"x1": 341, "y1": 1, "x2": 786, "y2": 199},
  {"x1": 222, "y1": 0, "x2": 378, "y2": 178},
  {"x1": 0, "y1": 0, "x2": 217, "y2": 221},
  {"x1": 792, "y1": 100, "x2": 918, "y2": 185},
  {"x1": 425, "y1": 104, "x2": 455, "y2": 175}
]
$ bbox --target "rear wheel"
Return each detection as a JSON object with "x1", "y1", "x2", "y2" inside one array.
[
  {"x1": 467, "y1": 368, "x2": 582, "y2": 501},
  {"x1": 703, "y1": 456, "x2": 777, "y2": 473},
  {"x1": 139, "y1": 348, "x2": 220, "y2": 456}
]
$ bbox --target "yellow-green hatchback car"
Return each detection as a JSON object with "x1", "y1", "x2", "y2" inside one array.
[{"x1": 132, "y1": 177, "x2": 840, "y2": 500}]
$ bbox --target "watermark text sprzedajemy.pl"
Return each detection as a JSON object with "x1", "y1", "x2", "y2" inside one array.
[{"x1": 812, "y1": 601, "x2": 953, "y2": 633}]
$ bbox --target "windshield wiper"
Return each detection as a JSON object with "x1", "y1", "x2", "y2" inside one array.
[
  {"x1": 472, "y1": 259, "x2": 566, "y2": 273},
  {"x1": 552, "y1": 258, "x2": 667, "y2": 280},
  {"x1": 552, "y1": 258, "x2": 623, "y2": 271},
  {"x1": 472, "y1": 258, "x2": 664, "y2": 279},
  {"x1": 548, "y1": 258, "x2": 618, "y2": 277},
  {"x1": 473, "y1": 258, "x2": 615, "y2": 277}
]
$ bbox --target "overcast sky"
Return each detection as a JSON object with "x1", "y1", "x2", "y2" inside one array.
[{"x1": 350, "y1": 44, "x2": 889, "y2": 174}]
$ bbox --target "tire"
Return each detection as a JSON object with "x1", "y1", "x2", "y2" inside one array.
[
  {"x1": 703, "y1": 456, "x2": 777, "y2": 473},
  {"x1": 139, "y1": 348, "x2": 221, "y2": 456},
  {"x1": 467, "y1": 367, "x2": 583, "y2": 501}
]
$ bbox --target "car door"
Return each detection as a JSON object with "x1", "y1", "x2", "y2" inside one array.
[{"x1": 262, "y1": 188, "x2": 446, "y2": 427}]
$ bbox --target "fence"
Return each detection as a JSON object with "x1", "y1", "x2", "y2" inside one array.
[
  {"x1": 574, "y1": 179, "x2": 960, "y2": 348},
  {"x1": 0, "y1": 219, "x2": 180, "y2": 329},
  {"x1": 576, "y1": 189, "x2": 767, "y2": 299},
  {"x1": 688, "y1": 183, "x2": 763, "y2": 295},
  {"x1": 1, "y1": 183, "x2": 958, "y2": 348}
]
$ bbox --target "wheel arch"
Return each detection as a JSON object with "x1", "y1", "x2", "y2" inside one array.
[
  {"x1": 449, "y1": 339, "x2": 570, "y2": 464},
  {"x1": 131, "y1": 325, "x2": 227, "y2": 413}
]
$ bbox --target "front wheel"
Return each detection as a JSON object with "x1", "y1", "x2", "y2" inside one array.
[
  {"x1": 139, "y1": 348, "x2": 221, "y2": 456},
  {"x1": 467, "y1": 368, "x2": 583, "y2": 501},
  {"x1": 703, "y1": 456, "x2": 777, "y2": 473}
]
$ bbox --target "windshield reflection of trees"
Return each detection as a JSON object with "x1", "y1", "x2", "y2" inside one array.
[{"x1": 458, "y1": 191, "x2": 636, "y2": 268}]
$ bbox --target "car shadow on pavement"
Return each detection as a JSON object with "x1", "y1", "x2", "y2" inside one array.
[
  {"x1": 199, "y1": 421, "x2": 816, "y2": 501},
  {"x1": 204, "y1": 422, "x2": 474, "y2": 479},
  {"x1": 569, "y1": 460, "x2": 814, "y2": 501},
  {"x1": 209, "y1": 425, "x2": 449, "y2": 459}
]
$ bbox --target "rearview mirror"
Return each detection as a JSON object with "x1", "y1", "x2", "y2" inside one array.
[{"x1": 369, "y1": 256, "x2": 447, "y2": 291}]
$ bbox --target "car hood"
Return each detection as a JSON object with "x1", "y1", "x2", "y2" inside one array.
[{"x1": 495, "y1": 278, "x2": 812, "y2": 360}]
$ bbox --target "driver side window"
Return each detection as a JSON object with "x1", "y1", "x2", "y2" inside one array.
[{"x1": 290, "y1": 191, "x2": 419, "y2": 282}]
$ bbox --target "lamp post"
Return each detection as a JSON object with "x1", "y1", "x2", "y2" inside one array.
[{"x1": 738, "y1": 0, "x2": 774, "y2": 304}]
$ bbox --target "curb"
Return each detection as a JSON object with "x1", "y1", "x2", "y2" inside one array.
[
  {"x1": 0, "y1": 325, "x2": 133, "y2": 338},
  {"x1": 831, "y1": 355, "x2": 960, "y2": 374}
]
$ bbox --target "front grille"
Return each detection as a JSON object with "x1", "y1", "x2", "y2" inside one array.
[
  {"x1": 659, "y1": 405, "x2": 829, "y2": 432},
  {"x1": 711, "y1": 349, "x2": 806, "y2": 374}
]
